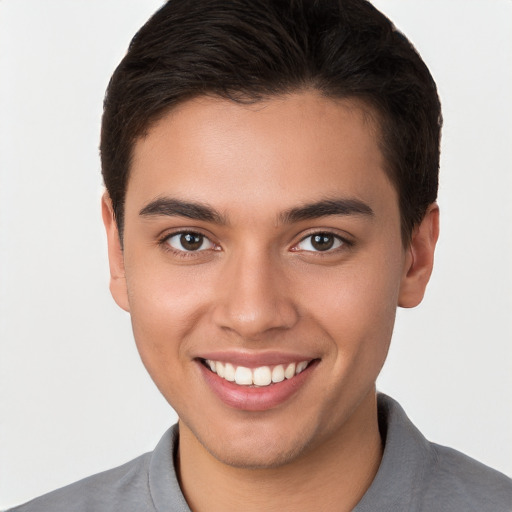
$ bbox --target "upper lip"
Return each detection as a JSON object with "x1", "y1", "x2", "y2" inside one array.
[{"x1": 196, "y1": 350, "x2": 319, "y2": 368}]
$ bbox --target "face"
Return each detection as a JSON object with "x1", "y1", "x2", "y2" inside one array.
[{"x1": 104, "y1": 91, "x2": 435, "y2": 469}]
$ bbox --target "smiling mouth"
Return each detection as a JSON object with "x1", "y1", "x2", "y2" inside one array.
[{"x1": 200, "y1": 359, "x2": 315, "y2": 387}]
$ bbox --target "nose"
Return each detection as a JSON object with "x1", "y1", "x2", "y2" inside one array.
[{"x1": 211, "y1": 248, "x2": 299, "y2": 340}]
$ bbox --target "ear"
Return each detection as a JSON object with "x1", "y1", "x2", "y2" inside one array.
[
  {"x1": 101, "y1": 193, "x2": 130, "y2": 312},
  {"x1": 398, "y1": 203, "x2": 440, "y2": 308}
]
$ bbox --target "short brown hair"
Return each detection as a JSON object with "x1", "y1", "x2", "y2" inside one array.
[{"x1": 101, "y1": 0, "x2": 442, "y2": 244}]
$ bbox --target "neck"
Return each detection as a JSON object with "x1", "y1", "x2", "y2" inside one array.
[{"x1": 177, "y1": 390, "x2": 383, "y2": 512}]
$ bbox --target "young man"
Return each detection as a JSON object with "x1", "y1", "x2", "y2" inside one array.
[{"x1": 9, "y1": 0, "x2": 512, "y2": 510}]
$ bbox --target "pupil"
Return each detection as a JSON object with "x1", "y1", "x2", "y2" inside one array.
[
  {"x1": 180, "y1": 233, "x2": 202, "y2": 251},
  {"x1": 312, "y1": 233, "x2": 334, "y2": 251}
]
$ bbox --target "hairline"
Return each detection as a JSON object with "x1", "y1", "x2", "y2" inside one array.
[{"x1": 114, "y1": 89, "x2": 416, "y2": 248}]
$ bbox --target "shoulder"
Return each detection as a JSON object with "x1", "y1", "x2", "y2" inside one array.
[
  {"x1": 8, "y1": 452, "x2": 154, "y2": 512},
  {"x1": 8, "y1": 425, "x2": 188, "y2": 512},
  {"x1": 422, "y1": 442, "x2": 512, "y2": 511},
  {"x1": 356, "y1": 394, "x2": 512, "y2": 512}
]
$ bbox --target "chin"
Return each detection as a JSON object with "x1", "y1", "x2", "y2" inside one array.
[
  {"x1": 208, "y1": 437, "x2": 312, "y2": 470},
  {"x1": 188, "y1": 416, "x2": 317, "y2": 470}
]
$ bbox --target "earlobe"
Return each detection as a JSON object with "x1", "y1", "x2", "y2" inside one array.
[
  {"x1": 398, "y1": 204, "x2": 440, "y2": 308},
  {"x1": 101, "y1": 193, "x2": 130, "y2": 312}
]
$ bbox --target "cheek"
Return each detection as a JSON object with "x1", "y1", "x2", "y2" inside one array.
[
  {"x1": 303, "y1": 251, "x2": 403, "y2": 358},
  {"x1": 125, "y1": 264, "x2": 212, "y2": 372}
]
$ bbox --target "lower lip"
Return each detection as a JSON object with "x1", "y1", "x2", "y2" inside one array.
[{"x1": 198, "y1": 360, "x2": 317, "y2": 411}]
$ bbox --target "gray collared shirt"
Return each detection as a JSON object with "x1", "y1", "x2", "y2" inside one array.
[{"x1": 10, "y1": 394, "x2": 512, "y2": 511}]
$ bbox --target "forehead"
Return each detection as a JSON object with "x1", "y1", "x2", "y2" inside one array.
[{"x1": 127, "y1": 91, "x2": 396, "y2": 220}]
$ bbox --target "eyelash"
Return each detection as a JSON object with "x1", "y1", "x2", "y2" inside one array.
[
  {"x1": 293, "y1": 231, "x2": 353, "y2": 254},
  {"x1": 158, "y1": 230, "x2": 352, "y2": 257},
  {"x1": 158, "y1": 230, "x2": 219, "y2": 258}
]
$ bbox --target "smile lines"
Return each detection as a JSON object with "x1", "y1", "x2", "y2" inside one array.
[{"x1": 203, "y1": 359, "x2": 312, "y2": 387}]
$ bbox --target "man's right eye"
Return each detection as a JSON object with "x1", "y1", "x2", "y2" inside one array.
[{"x1": 165, "y1": 232, "x2": 216, "y2": 252}]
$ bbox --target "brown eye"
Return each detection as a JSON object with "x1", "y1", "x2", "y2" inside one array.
[
  {"x1": 181, "y1": 233, "x2": 203, "y2": 250},
  {"x1": 296, "y1": 232, "x2": 344, "y2": 252},
  {"x1": 311, "y1": 234, "x2": 335, "y2": 251},
  {"x1": 166, "y1": 232, "x2": 214, "y2": 252}
]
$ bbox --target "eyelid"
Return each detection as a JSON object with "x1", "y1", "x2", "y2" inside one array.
[
  {"x1": 291, "y1": 230, "x2": 353, "y2": 253},
  {"x1": 158, "y1": 229, "x2": 220, "y2": 254}
]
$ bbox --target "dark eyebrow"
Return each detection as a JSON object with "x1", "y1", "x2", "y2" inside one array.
[
  {"x1": 279, "y1": 198, "x2": 374, "y2": 224},
  {"x1": 139, "y1": 197, "x2": 227, "y2": 224}
]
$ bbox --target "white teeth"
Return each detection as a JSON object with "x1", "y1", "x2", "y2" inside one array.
[
  {"x1": 296, "y1": 361, "x2": 308, "y2": 374},
  {"x1": 253, "y1": 366, "x2": 272, "y2": 386},
  {"x1": 235, "y1": 366, "x2": 253, "y2": 385},
  {"x1": 284, "y1": 363, "x2": 296, "y2": 379},
  {"x1": 271, "y1": 365, "x2": 285, "y2": 383},
  {"x1": 224, "y1": 363, "x2": 236, "y2": 382},
  {"x1": 205, "y1": 359, "x2": 311, "y2": 386}
]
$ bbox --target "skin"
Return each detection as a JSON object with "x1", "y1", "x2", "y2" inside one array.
[{"x1": 103, "y1": 91, "x2": 439, "y2": 511}]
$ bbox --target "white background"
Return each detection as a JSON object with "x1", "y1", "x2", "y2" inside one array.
[{"x1": 1, "y1": 0, "x2": 511, "y2": 508}]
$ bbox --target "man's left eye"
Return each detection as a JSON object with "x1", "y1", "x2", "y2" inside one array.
[
  {"x1": 295, "y1": 233, "x2": 344, "y2": 252},
  {"x1": 166, "y1": 232, "x2": 215, "y2": 252}
]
